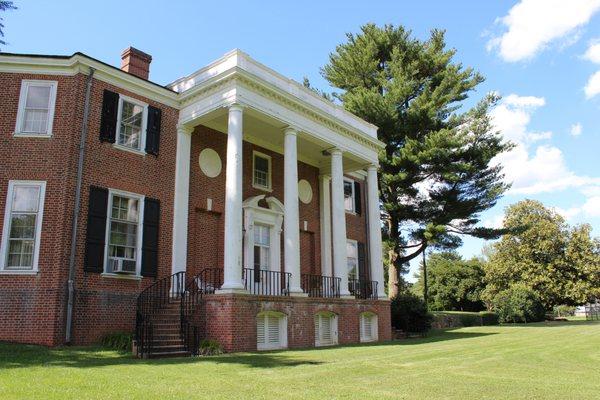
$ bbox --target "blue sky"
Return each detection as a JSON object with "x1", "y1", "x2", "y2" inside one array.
[{"x1": 3, "y1": 0, "x2": 600, "y2": 280}]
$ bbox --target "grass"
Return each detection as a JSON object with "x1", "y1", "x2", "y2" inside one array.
[{"x1": 1, "y1": 321, "x2": 599, "y2": 399}]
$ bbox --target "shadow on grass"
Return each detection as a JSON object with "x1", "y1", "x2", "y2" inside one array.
[
  {"x1": 0, "y1": 343, "x2": 324, "y2": 370},
  {"x1": 0, "y1": 329, "x2": 502, "y2": 369}
]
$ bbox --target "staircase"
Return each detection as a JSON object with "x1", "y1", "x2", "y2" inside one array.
[
  {"x1": 135, "y1": 269, "x2": 223, "y2": 358},
  {"x1": 145, "y1": 301, "x2": 190, "y2": 358}
]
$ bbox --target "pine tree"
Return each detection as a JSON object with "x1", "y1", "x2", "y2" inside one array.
[
  {"x1": 0, "y1": 1, "x2": 17, "y2": 48},
  {"x1": 322, "y1": 24, "x2": 512, "y2": 296}
]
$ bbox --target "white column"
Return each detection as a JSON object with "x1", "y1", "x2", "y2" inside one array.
[
  {"x1": 319, "y1": 174, "x2": 332, "y2": 277},
  {"x1": 330, "y1": 149, "x2": 352, "y2": 297},
  {"x1": 172, "y1": 124, "x2": 193, "y2": 276},
  {"x1": 367, "y1": 164, "x2": 386, "y2": 298},
  {"x1": 220, "y1": 104, "x2": 246, "y2": 292},
  {"x1": 283, "y1": 127, "x2": 305, "y2": 296}
]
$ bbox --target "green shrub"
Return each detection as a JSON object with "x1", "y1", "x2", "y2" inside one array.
[
  {"x1": 199, "y1": 339, "x2": 223, "y2": 356},
  {"x1": 479, "y1": 311, "x2": 500, "y2": 326},
  {"x1": 456, "y1": 312, "x2": 480, "y2": 327},
  {"x1": 390, "y1": 292, "x2": 433, "y2": 334},
  {"x1": 100, "y1": 332, "x2": 133, "y2": 352},
  {"x1": 492, "y1": 285, "x2": 546, "y2": 323}
]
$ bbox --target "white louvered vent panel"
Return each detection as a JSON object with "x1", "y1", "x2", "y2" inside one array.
[
  {"x1": 321, "y1": 315, "x2": 333, "y2": 345},
  {"x1": 257, "y1": 316, "x2": 266, "y2": 346},
  {"x1": 267, "y1": 315, "x2": 281, "y2": 344},
  {"x1": 363, "y1": 315, "x2": 373, "y2": 341}
]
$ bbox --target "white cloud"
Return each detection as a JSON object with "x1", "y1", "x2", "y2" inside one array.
[
  {"x1": 556, "y1": 196, "x2": 600, "y2": 220},
  {"x1": 488, "y1": 0, "x2": 600, "y2": 62},
  {"x1": 491, "y1": 94, "x2": 600, "y2": 194},
  {"x1": 570, "y1": 122, "x2": 583, "y2": 136},
  {"x1": 491, "y1": 94, "x2": 551, "y2": 144},
  {"x1": 584, "y1": 70, "x2": 600, "y2": 98},
  {"x1": 481, "y1": 214, "x2": 504, "y2": 229},
  {"x1": 503, "y1": 94, "x2": 546, "y2": 108},
  {"x1": 583, "y1": 41, "x2": 600, "y2": 63}
]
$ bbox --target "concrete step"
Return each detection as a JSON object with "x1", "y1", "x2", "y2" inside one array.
[{"x1": 147, "y1": 350, "x2": 191, "y2": 359}]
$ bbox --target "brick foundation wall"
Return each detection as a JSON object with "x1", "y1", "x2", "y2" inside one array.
[{"x1": 201, "y1": 294, "x2": 391, "y2": 352}]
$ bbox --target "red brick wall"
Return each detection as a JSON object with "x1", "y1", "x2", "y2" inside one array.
[
  {"x1": 0, "y1": 71, "x2": 179, "y2": 345},
  {"x1": 0, "y1": 72, "x2": 86, "y2": 345},
  {"x1": 70, "y1": 78, "x2": 179, "y2": 345},
  {"x1": 202, "y1": 294, "x2": 391, "y2": 352}
]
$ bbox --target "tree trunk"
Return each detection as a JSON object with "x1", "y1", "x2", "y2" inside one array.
[
  {"x1": 422, "y1": 247, "x2": 428, "y2": 309},
  {"x1": 387, "y1": 215, "x2": 401, "y2": 298}
]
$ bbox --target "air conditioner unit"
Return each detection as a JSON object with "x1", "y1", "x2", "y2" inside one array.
[{"x1": 109, "y1": 258, "x2": 136, "y2": 274}]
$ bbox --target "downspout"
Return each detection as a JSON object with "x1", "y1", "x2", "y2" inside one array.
[{"x1": 65, "y1": 67, "x2": 95, "y2": 344}]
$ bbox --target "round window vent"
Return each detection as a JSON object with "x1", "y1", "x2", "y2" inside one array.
[
  {"x1": 298, "y1": 179, "x2": 313, "y2": 204},
  {"x1": 199, "y1": 148, "x2": 222, "y2": 178}
]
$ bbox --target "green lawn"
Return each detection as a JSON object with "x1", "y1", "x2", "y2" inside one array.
[{"x1": 1, "y1": 321, "x2": 599, "y2": 400}]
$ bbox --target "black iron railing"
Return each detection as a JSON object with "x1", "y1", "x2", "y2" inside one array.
[
  {"x1": 301, "y1": 274, "x2": 341, "y2": 298},
  {"x1": 135, "y1": 271, "x2": 186, "y2": 357},
  {"x1": 243, "y1": 268, "x2": 291, "y2": 296},
  {"x1": 181, "y1": 268, "x2": 224, "y2": 355},
  {"x1": 348, "y1": 279, "x2": 378, "y2": 300}
]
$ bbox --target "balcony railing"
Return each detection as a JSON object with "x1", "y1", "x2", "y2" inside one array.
[
  {"x1": 301, "y1": 274, "x2": 341, "y2": 298},
  {"x1": 243, "y1": 268, "x2": 291, "y2": 296},
  {"x1": 349, "y1": 279, "x2": 378, "y2": 300}
]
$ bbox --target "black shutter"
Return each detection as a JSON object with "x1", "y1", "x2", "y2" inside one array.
[
  {"x1": 354, "y1": 181, "x2": 362, "y2": 215},
  {"x1": 145, "y1": 105, "x2": 162, "y2": 155},
  {"x1": 84, "y1": 186, "x2": 108, "y2": 273},
  {"x1": 141, "y1": 197, "x2": 160, "y2": 278},
  {"x1": 357, "y1": 242, "x2": 367, "y2": 281},
  {"x1": 99, "y1": 89, "x2": 119, "y2": 143}
]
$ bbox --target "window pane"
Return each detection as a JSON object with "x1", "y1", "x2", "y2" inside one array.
[
  {"x1": 255, "y1": 156, "x2": 269, "y2": 173},
  {"x1": 254, "y1": 155, "x2": 270, "y2": 188},
  {"x1": 346, "y1": 241, "x2": 357, "y2": 258},
  {"x1": 9, "y1": 214, "x2": 36, "y2": 239},
  {"x1": 6, "y1": 239, "x2": 34, "y2": 269},
  {"x1": 25, "y1": 85, "x2": 51, "y2": 109},
  {"x1": 23, "y1": 109, "x2": 49, "y2": 133},
  {"x1": 12, "y1": 186, "x2": 40, "y2": 212},
  {"x1": 111, "y1": 195, "x2": 138, "y2": 222},
  {"x1": 118, "y1": 100, "x2": 144, "y2": 149},
  {"x1": 254, "y1": 225, "x2": 270, "y2": 246},
  {"x1": 344, "y1": 181, "x2": 354, "y2": 211},
  {"x1": 107, "y1": 193, "x2": 139, "y2": 265}
]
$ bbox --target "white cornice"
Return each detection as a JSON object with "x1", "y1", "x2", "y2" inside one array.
[
  {"x1": 169, "y1": 49, "x2": 382, "y2": 146},
  {"x1": 0, "y1": 53, "x2": 179, "y2": 107},
  {"x1": 0, "y1": 50, "x2": 384, "y2": 155}
]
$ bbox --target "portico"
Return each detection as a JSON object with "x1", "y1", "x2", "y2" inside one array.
[{"x1": 169, "y1": 49, "x2": 386, "y2": 299}]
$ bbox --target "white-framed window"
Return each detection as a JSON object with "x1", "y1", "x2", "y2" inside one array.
[
  {"x1": 347, "y1": 239, "x2": 358, "y2": 281},
  {"x1": 15, "y1": 80, "x2": 58, "y2": 137},
  {"x1": 344, "y1": 178, "x2": 355, "y2": 213},
  {"x1": 315, "y1": 312, "x2": 338, "y2": 347},
  {"x1": 0, "y1": 181, "x2": 46, "y2": 273},
  {"x1": 252, "y1": 151, "x2": 272, "y2": 191},
  {"x1": 253, "y1": 224, "x2": 270, "y2": 270},
  {"x1": 360, "y1": 312, "x2": 378, "y2": 343},
  {"x1": 257, "y1": 311, "x2": 287, "y2": 350},
  {"x1": 115, "y1": 95, "x2": 147, "y2": 153},
  {"x1": 104, "y1": 189, "x2": 144, "y2": 276}
]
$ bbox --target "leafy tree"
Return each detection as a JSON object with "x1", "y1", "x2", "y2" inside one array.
[
  {"x1": 322, "y1": 24, "x2": 512, "y2": 296},
  {"x1": 0, "y1": 1, "x2": 16, "y2": 49},
  {"x1": 413, "y1": 251, "x2": 486, "y2": 311},
  {"x1": 492, "y1": 284, "x2": 546, "y2": 323},
  {"x1": 484, "y1": 200, "x2": 600, "y2": 309}
]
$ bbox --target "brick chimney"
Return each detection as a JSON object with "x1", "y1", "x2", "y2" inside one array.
[{"x1": 120, "y1": 47, "x2": 152, "y2": 80}]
